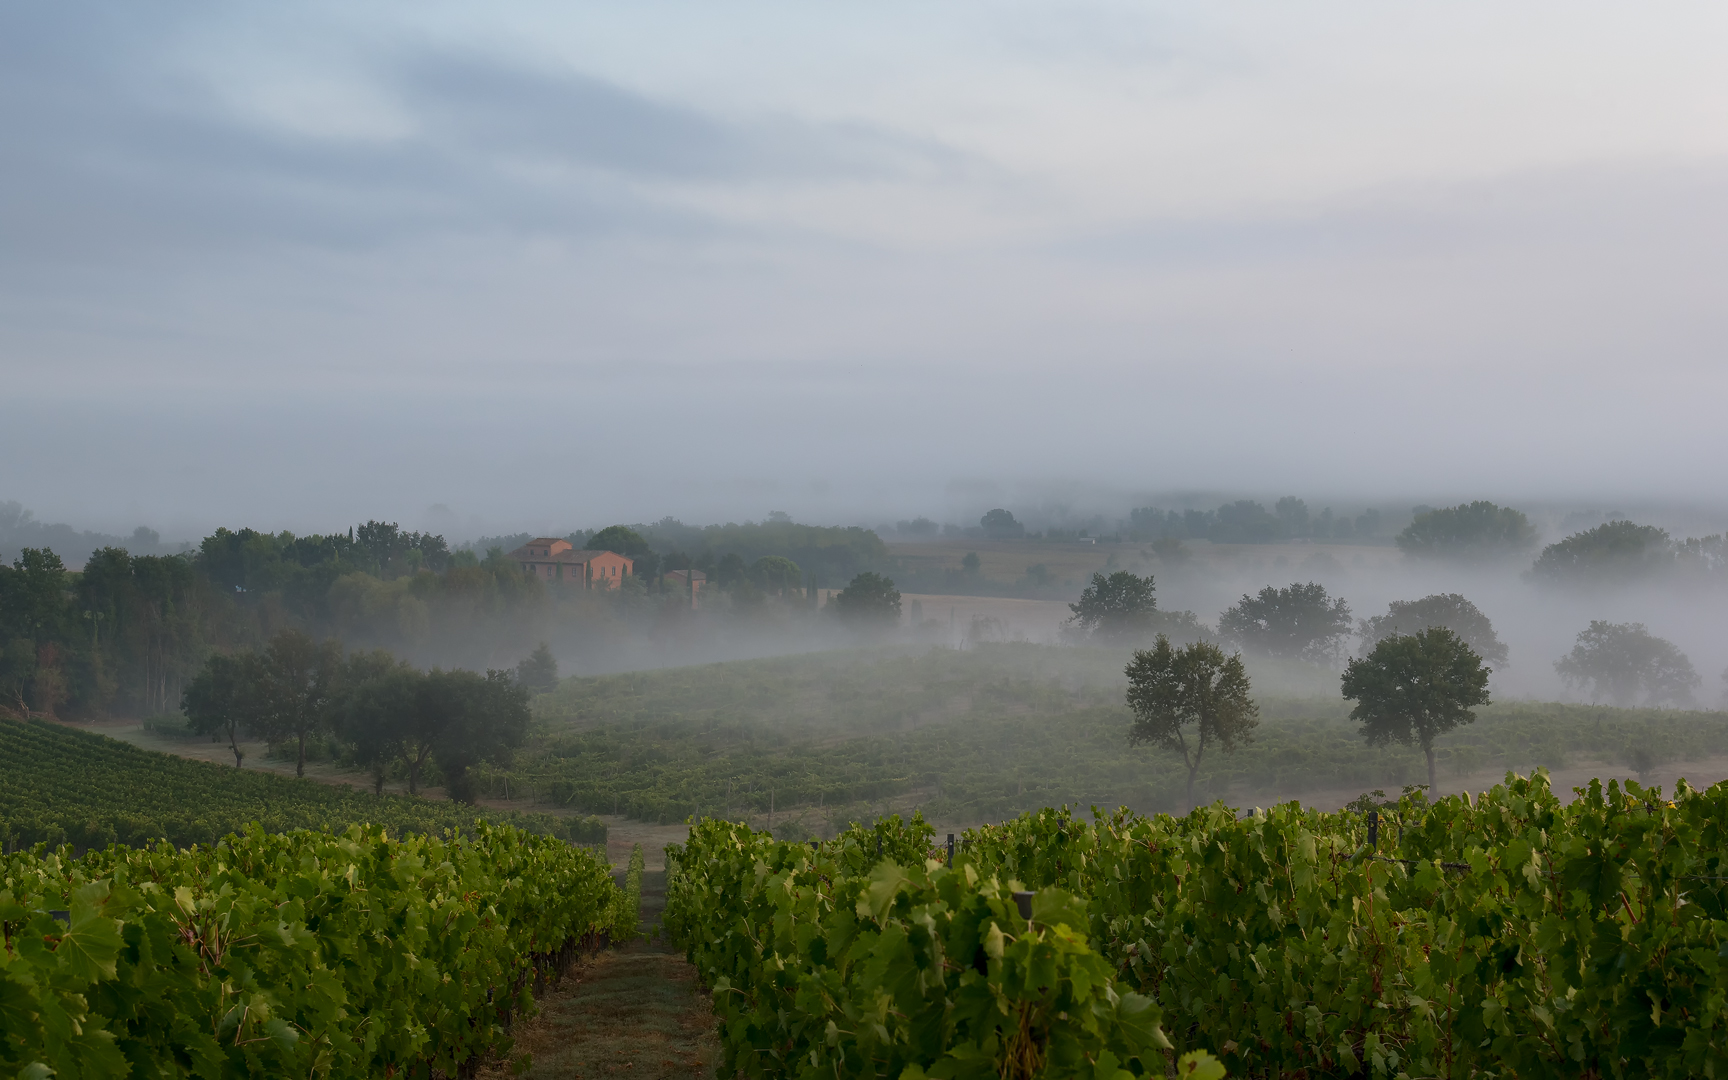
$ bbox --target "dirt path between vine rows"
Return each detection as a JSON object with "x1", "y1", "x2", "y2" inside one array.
[{"x1": 482, "y1": 868, "x2": 721, "y2": 1080}]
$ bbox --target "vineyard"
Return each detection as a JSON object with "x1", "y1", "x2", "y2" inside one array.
[
  {"x1": 665, "y1": 772, "x2": 1728, "y2": 1078},
  {"x1": 499, "y1": 644, "x2": 1728, "y2": 827},
  {"x1": 1, "y1": 822, "x2": 629, "y2": 1077},
  {"x1": 0, "y1": 720, "x2": 607, "y2": 853}
]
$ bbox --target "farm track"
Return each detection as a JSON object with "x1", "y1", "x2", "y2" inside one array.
[{"x1": 484, "y1": 869, "x2": 719, "y2": 1080}]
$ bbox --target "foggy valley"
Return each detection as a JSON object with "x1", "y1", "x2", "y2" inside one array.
[
  {"x1": 5, "y1": 494, "x2": 1725, "y2": 842},
  {"x1": 6, "y1": 3, "x2": 1728, "y2": 1074}
]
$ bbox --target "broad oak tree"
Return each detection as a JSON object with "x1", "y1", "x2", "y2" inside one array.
[
  {"x1": 1358, "y1": 593, "x2": 1509, "y2": 669},
  {"x1": 1125, "y1": 635, "x2": 1259, "y2": 810},
  {"x1": 1528, "y1": 520, "x2": 1674, "y2": 586},
  {"x1": 1342, "y1": 626, "x2": 1491, "y2": 795},
  {"x1": 258, "y1": 629, "x2": 344, "y2": 778},
  {"x1": 832, "y1": 572, "x2": 902, "y2": 627},
  {"x1": 1555, "y1": 620, "x2": 1699, "y2": 706},
  {"x1": 1218, "y1": 582, "x2": 1352, "y2": 663},
  {"x1": 1395, "y1": 501, "x2": 1536, "y2": 561},
  {"x1": 1068, "y1": 571, "x2": 1158, "y2": 643},
  {"x1": 183, "y1": 651, "x2": 268, "y2": 767}
]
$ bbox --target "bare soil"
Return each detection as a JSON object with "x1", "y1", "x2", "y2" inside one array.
[{"x1": 479, "y1": 870, "x2": 719, "y2": 1080}]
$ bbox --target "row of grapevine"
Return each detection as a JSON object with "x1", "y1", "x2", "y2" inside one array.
[
  {"x1": 2, "y1": 822, "x2": 631, "y2": 1078},
  {"x1": 666, "y1": 773, "x2": 1727, "y2": 1078},
  {"x1": 664, "y1": 816, "x2": 1222, "y2": 1080},
  {"x1": 966, "y1": 773, "x2": 1727, "y2": 1077},
  {"x1": 0, "y1": 720, "x2": 607, "y2": 852}
]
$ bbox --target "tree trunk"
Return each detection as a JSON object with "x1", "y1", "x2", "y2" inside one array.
[
  {"x1": 296, "y1": 732, "x2": 307, "y2": 778},
  {"x1": 1185, "y1": 762, "x2": 1198, "y2": 811},
  {"x1": 1425, "y1": 744, "x2": 1437, "y2": 797},
  {"x1": 229, "y1": 725, "x2": 243, "y2": 768}
]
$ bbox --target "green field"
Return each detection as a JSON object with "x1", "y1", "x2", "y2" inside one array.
[
  {"x1": 479, "y1": 643, "x2": 1728, "y2": 829},
  {"x1": 0, "y1": 718, "x2": 606, "y2": 852}
]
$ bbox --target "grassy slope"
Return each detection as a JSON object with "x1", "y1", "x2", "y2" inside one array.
[{"x1": 487, "y1": 644, "x2": 1728, "y2": 828}]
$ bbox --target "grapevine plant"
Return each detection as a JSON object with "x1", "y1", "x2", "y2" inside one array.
[
  {"x1": 667, "y1": 774, "x2": 1727, "y2": 1079},
  {"x1": 1, "y1": 823, "x2": 631, "y2": 1078}
]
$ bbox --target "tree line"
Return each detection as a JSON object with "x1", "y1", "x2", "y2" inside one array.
[
  {"x1": 0, "y1": 513, "x2": 891, "y2": 723},
  {"x1": 1069, "y1": 569, "x2": 1710, "y2": 708},
  {"x1": 469, "y1": 516, "x2": 886, "y2": 594},
  {"x1": 1061, "y1": 496, "x2": 1728, "y2": 588},
  {"x1": 1130, "y1": 499, "x2": 1386, "y2": 545},
  {"x1": 0, "y1": 526, "x2": 539, "y2": 723},
  {"x1": 182, "y1": 628, "x2": 529, "y2": 802}
]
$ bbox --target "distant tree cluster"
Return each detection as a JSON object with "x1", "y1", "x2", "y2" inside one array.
[
  {"x1": 582, "y1": 517, "x2": 884, "y2": 593},
  {"x1": 1122, "y1": 495, "x2": 1728, "y2": 594},
  {"x1": 182, "y1": 629, "x2": 531, "y2": 801},
  {"x1": 1357, "y1": 593, "x2": 1508, "y2": 668},
  {"x1": 829, "y1": 572, "x2": 902, "y2": 629},
  {"x1": 1218, "y1": 582, "x2": 1353, "y2": 664},
  {"x1": 0, "y1": 499, "x2": 181, "y2": 566},
  {"x1": 0, "y1": 507, "x2": 891, "y2": 722},
  {"x1": 1526, "y1": 521, "x2": 1724, "y2": 587},
  {"x1": 1555, "y1": 621, "x2": 1700, "y2": 707},
  {"x1": 980, "y1": 509, "x2": 1026, "y2": 539},
  {"x1": 1066, "y1": 571, "x2": 1209, "y2": 645},
  {"x1": 1127, "y1": 500, "x2": 1384, "y2": 544},
  {"x1": 1394, "y1": 502, "x2": 1537, "y2": 562}
]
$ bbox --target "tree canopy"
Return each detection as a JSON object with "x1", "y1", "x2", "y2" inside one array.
[
  {"x1": 1395, "y1": 501, "x2": 1537, "y2": 561},
  {"x1": 0, "y1": 506, "x2": 894, "y2": 724},
  {"x1": 419, "y1": 668, "x2": 531, "y2": 803},
  {"x1": 1358, "y1": 593, "x2": 1508, "y2": 668},
  {"x1": 1218, "y1": 582, "x2": 1352, "y2": 664},
  {"x1": 1342, "y1": 627, "x2": 1491, "y2": 795},
  {"x1": 585, "y1": 525, "x2": 652, "y2": 557},
  {"x1": 1528, "y1": 521, "x2": 1674, "y2": 586},
  {"x1": 1555, "y1": 621, "x2": 1699, "y2": 706},
  {"x1": 749, "y1": 555, "x2": 803, "y2": 595},
  {"x1": 183, "y1": 642, "x2": 530, "y2": 801},
  {"x1": 980, "y1": 509, "x2": 1024, "y2": 539},
  {"x1": 255, "y1": 629, "x2": 344, "y2": 778},
  {"x1": 182, "y1": 630, "x2": 345, "y2": 775},
  {"x1": 1211, "y1": 500, "x2": 1280, "y2": 544},
  {"x1": 1125, "y1": 636, "x2": 1258, "y2": 809},
  {"x1": 634, "y1": 517, "x2": 887, "y2": 585},
  {"x1": 1068, "y1": 571, "x2": 1158, "y2": 642},
  {"x1": 831, "y1": 572, "x2": 902, "y2": 627},
  {"x1": 515, "y1": 642, "x2": 558, "y2": 694},
  {"x1": 183, "y1": 651, "x2": 267, "y2": 768},
  {"x1": 1129, "y1": 501, "x2": 1381, "y2": 543}
]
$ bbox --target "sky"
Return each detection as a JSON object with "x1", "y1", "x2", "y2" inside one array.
[{"x1": 4, "y1": 1, "x2": 1728, "y2": 538}]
